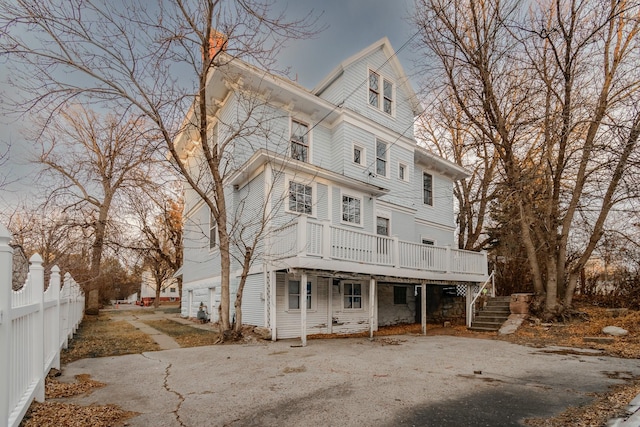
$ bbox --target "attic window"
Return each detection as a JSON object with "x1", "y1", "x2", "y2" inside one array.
[
  {"x1": 290, "y1": 119, "x2": 309, "y2": 162},
  {"x1": 369, "y1": 70, "x2": 393, "y2": 115}
]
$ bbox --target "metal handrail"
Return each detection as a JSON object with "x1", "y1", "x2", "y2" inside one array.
[{"x1": 467, "y1": 271, "x2": 495, "y2": 327}]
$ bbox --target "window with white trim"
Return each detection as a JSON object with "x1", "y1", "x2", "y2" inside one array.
[
  {"x1": 209, "y1": 209, "x2": 217, "y2": 250},
  {"x1": 343, "y1": 282, "x2": 362, "y2": 310},
  {"x1": 288, "y1": 181, "x2": 313, "y2": 215},
  {"x1": 376, "y1": 216, "x2": 389, "y2": 236},
  {"x1": 376, "y1": 139, "x2": 388, "y2": 177},
  {"x1": 353, "y1": 144, "x2": 364, "y2": 166},
  {"x1": 342, "y1": 194, "x2": 362, "y2": 225},
  {"x1": 398, "y1": 163, "x2": 407, "y2": 181},
  {"x1": 369, "y1": 70, "x2": 380, "y2": 108},
  {"x1": 290, "y1": 119, "x2": 309, "y2": 162},
  {"x1": 170, "y1": 287, "x2": 176, "y2": 293},
  {"x1": 423, "y1": 172, "x2": 433, "y2": 206},
  {"x1": 287, "y1": 279, "x2": 312, "y2": 310},
  {"x1": 422, "y1": 238, "x2": 435, "y2": 245},
  {"x1": 369, "y1": 70, "x2": 393, "y2": 115}
]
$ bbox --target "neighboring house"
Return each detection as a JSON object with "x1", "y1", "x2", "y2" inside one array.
[
  {"x1": 10, "y1": 243, "x2": 28, "y2": 291},
  {"x1": 140, "y1": 270, "x2": 180, "y2": 305},
  {"x1": 178, "y1": 37, "x2": 489, "y2": 340}
]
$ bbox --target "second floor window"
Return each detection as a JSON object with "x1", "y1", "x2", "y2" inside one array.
[
  {"x1": 423, "y1": 172, "x2": 433, "y2": 206},
  {"x1": 342, "y1": 195, "x2": 361, "y2": 225},
  {"x1": 376, "y1": 140, "x2": 387, "y2": 177},
  {"x1": 353, "y1": 145, "x2": 363, "y2": 165},
  {"x1": 369, "y1": 70, "x2": 380, "y2": 108},
  {"x1": 289, "y1": 181, "x2": 313, "y2": 214},
  {"x1": 290, "y1": 120, "x2": 309, "y2": 162},
  {"x1": 376, "y1": 216, "x2": 389, "y2": 236}
]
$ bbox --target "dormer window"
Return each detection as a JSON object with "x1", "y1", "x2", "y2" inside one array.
[
  {"x1": 290, "y1": 119, "x2": 309, "y2": 162},
  {"x1": 369, "y1": 70, "x2": 393, "y2": 115}
]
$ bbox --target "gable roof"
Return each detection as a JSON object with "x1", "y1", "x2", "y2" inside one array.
[{"x1": 313, "y1": 37, "x2": 422, "y2": 117}]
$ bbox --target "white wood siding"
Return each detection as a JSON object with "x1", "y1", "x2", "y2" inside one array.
[
  {"x1": 275, "y1": 273, "x2": 330, "y2": 339},
  {"x1": 240, "y1": 273, "x2": 264, "y2": 326}
]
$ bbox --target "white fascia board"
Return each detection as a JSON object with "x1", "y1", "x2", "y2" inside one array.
[
  {"x1": 415, "y1": 146, "x2": 471, "y2": 181},
  {"x1": 228, "y1": 149, "x2": 389, "y2": 196}
]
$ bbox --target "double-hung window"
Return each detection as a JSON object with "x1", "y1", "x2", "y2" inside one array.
[
  {"x1": 369, "y1": 71, "x2": 380, "y2": 108},
  {"x1": 290, "y1": 120, "x2": 309, "y2": 162},
  {"x1": 353, "y1": 144, "x2": 363, "y2": 166},
  {"x1": 343, "y1": 283, "x2": 362, "y2": 310},
  {"x1": 342, "y1": 194, "x2": 361, "y2": 225},
  {"x1": 369, "y1": 70, "x2": 393, "y2": 115},
  {"x1": 423, "y1": 172, "x2": 433, "y2": 206},
  {"x1": 288, "y1": 280, "x2": 312, "y2": 310},
  {"x1": 376, "y1": 216, "x2": 389, "y2": 236},
  {"x1": 209, "y1": 209, "x2": 217, "y2": 249},
  {"x1": 376, "y1": 139, "x2": 388, "y2": 177},
  {"x1": 288, "y1": 181, "x2": 313, "y2": 215}
]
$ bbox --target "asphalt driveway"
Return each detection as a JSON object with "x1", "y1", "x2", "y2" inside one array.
[{"x1": 57, "y1": 335, "x2": 640, "y2": 426}]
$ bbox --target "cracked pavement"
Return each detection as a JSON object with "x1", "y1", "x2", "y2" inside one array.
[{"x1": 56, "y1": 336, "x2": 640, "y2": 426}]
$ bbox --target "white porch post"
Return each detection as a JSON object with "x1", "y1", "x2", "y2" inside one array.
[
  {"x1": 466, "y1": 283, "x2": 474, "y2": 327},
  {"x1": 270, "y1": 270, "x2": 277, "y2": 341},
  {"x1": 0, "y1": 225, "x2": 13, "y2": 426},
  {"x1": 327, "y1": 278, "x2": 333, "y2": 334},
  {"x1": 421, "y1": 283, "x2": 427, "y2": 335},
  {"x1": 297, "y1": 215, "x2": 308, "y2": 257},
  {"x1": 322, "y1": 219, "x2": 331, "y2": 259},
  {"x1": 369, "y1": 277, "x2": 376, "y2": 339},
  {"x1": 392, "y1": 236, "x2": 400, "y2": 268},
  {"x1": 300, "y1": 272, "x2": 307, "y2": 347},
  {"x1": 445, "y1": 245, "x2": 451, "y2": 273}
]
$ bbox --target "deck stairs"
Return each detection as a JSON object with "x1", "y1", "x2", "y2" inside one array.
[{"x1": 468, "y1": 296, "x2": 511, "y2": 332}]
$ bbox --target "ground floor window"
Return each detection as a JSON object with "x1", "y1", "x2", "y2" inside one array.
[
  {"x1": 343, "y1": 282, "x2": 362, "y2": 309},
  {"x1": 393, "y1": 286, "x2": 407, "y2": 305},
  {"x1": 288, "y1": 279, "x2": 312, "y2": 310}
]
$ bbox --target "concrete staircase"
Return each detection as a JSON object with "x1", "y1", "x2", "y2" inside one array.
[{"x1": 468, "y1": 296, "x2": 511, "y2": 332}]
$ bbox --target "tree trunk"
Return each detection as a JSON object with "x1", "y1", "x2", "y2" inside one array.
[{"x1": 86, "y1": 206, "x2": 109, "y2": 315}]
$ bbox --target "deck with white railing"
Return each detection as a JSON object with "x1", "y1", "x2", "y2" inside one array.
[{"x1": 267, "y1": 216, "x2": 488, "y2": 282}]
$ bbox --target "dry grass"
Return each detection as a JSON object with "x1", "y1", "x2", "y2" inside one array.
[
  {"x1": 61, "y1": 314, "x2": 159, "y2": 364},
  {"x1": 499, "y1": 305, "x2": 640, "y2": 359},
  {"x1": 141, "y1": 319, "x2": 221, "y2": 347},
  {"x1": 46, "y1": 373, "x2": 105, "y2": 399}
]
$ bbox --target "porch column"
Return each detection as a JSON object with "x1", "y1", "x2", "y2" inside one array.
[
  {"x1": 421, "y1": 282, "x2": 427, "y2": 335},
  {"x1": 466, "y1": 283, "x2": 473, "y2": 327},
  {"x1": 301, "y1": 272, "x2": 308, "y2": 347},
  {"x1": 327, "y1": 278, "x2": 333, "y2": 334},
  {"x1": 270, "y1": 270, "x2": 277, "y2": 341},
  {"x1": 369, "y1": 277, "x2": 376, "y2": 339},
  {"x1": 297, "y1": 215, "x2": 308, "y2": 257}
]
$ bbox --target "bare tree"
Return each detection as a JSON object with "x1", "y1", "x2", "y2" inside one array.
[
  {"x1": 417, "y1": 89, "x2": 498, "y2": 251},
  {"x1": 34, "y1": 105, "x2": 158, "y2": 313},
  {"x1": 0, "y1": 0, "x2": 320, "y2": 336},
  {"x1": 414, "y1": 0, "x2": 640, "y2": 319}
]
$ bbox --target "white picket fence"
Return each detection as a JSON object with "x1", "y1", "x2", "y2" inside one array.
[{"x1": 0, "y1": 224, "x2": 85, "y2": 427}]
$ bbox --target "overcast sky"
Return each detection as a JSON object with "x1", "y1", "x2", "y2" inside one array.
[{"x1": 0, "y1": 0, "x2": 418, "y2": 213}]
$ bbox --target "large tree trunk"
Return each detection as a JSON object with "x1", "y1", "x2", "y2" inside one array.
[{"x1": 86, "y1": 204, "x2": 109, "y2": 315}]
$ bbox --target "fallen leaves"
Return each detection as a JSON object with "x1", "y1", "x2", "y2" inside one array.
[
  {"x1": 20, "y1": 401, "x2": 136, "y2": 427},
  {"x1": 46, "y1": 374, "x2": 105, "y2": 399}
]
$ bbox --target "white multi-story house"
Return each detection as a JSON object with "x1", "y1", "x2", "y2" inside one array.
[{"x1": 177, "y1": 38, "x2": 489, "y2": 341}]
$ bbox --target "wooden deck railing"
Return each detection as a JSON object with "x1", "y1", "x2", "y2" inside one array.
[{"x1": 269, "y1": 217, "x2": 487, "y2": 276}]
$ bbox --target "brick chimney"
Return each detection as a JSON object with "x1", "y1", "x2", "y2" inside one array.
[{"x1": 205, "y1": 30, "x2": 227, "y2": 61}]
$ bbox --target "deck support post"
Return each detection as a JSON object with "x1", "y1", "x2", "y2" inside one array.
[
  {"x1": 369, "y1": 277, "x2": 376, "y2": 339},
  {"x1": 421, "y1": 282, "x2": 427, "y2": 335},
  {"x1": 301, "y1": 272, "x2": 307, "y2": 347}
]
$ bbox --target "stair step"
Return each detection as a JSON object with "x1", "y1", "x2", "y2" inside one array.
[
  {"x1": 474, "y1": 316, "x2": 509, "y2": 323},
  {"x1": 468, "y1": 326, "x2": 500, "y2": 332}
]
